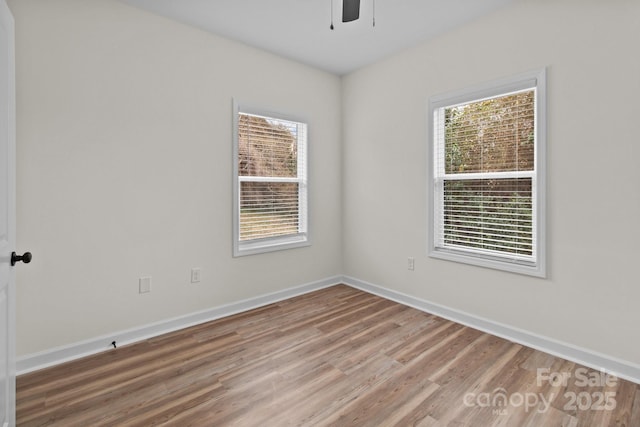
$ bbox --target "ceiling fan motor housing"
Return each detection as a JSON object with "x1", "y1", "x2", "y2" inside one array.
[{"x1": 342, "y1": 0, "x2": 360, "y2": 22}]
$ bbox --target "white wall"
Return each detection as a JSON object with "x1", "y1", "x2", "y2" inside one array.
[
  {"x1": 10, "y1": 0, "x2": 640, "y2": 371},
  {"x1": 9, "y1": 0, "x2": 343, "y2": 356},
  {"x1": 342, "y1": 0, "x2": 640, "y2": 365}
]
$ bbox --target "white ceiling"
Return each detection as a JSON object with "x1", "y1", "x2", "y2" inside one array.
[{"x1": 121, "y1": 0, "x2": 517, "y2": 75}]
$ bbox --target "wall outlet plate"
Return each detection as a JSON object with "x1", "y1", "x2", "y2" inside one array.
[
  {"x1": 139, "y1": 276, "x2": 151, "y2": 293},
  {"x1": 191, "y1": 268, "x2": 201, "y2": 283}
]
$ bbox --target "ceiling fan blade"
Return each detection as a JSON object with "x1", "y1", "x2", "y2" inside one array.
[{"x1": 342, "y1": 0, "x2": 360, "y2": 22}]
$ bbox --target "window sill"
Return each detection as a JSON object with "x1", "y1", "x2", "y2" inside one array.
[
  {"x1": 429, "y1": 247, "x2": 546, "y2": 278},
  {"x1": 234, "y1": 234, "x2": 310, "y2": 257}
]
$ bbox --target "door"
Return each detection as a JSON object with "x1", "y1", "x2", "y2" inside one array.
[{"x1": 0, "y1": 0, "x2": 14, "y2": 425}]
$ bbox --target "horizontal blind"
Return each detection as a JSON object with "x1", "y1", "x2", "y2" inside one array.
[
  {"x1": 434, "y1": 88, "x2": 536, "y2": 263},
  {"x1": 238, "y1": 113, "x2": 307, "y2": 242},
  {"x1": 441, "y1": 178, "x2": 533, "y2": 260}
]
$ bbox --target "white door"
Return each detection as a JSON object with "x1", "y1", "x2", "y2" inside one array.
[{"x1": 0, "y1": 0, "x2": 14, "y2": 426}]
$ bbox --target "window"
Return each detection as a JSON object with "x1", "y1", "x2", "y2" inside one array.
[
  {"x1": 233, "y1": 102, "x2": 309, "y2": 256},
  {"x1": 428, "y1": 70, "x2": 546, "y2": 277}
]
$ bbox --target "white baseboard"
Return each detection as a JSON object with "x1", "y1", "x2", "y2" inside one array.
[
  {"x1": 342, "y1": 275, "x2": 640, "y2": 385},
  {"x1": 16, "y1": 276, "x2": 343, "y2": 375},
  {"x1": 18, "y1": 274, "x2": 640, "y2": 386}
]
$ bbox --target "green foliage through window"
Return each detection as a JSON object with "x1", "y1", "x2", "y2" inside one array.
[
  {"x1": 444, "y1": 91, "x2": 534, "y2": 175},
  {"x1": 435, "y1": 89, "x2": 536, "y2": 261}
]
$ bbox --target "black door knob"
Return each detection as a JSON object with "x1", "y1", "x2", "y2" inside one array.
[{"x1": 11, "y1": 252, "x2": 32, "y2": 266}]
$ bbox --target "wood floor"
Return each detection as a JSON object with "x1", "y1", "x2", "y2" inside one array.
[{"x1": 17, "y1": 285, "x2": 640, "y2": 426}]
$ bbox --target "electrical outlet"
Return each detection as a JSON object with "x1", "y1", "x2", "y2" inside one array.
[
  {"x1": 191, "y1": 268, "x2": 201, "y2": 283},
  {"x1": 139, "y1": 276, "x2": 151, "y2": 293},
  {"x1": 408, "y1": 257, "x2": 415, "y2": 271}
]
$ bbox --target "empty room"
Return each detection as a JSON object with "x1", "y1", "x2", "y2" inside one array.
[{"x1": 1, "y1": 0, "x2": 639, "y2": 425}]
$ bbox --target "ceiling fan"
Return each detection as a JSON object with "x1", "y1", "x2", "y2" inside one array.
[
  {"x1": 330, "y1": 0, "x2": 374, "y2": 30},
  {"x1": 342, "y1": 0, "x2": 361, "y2": 22}
]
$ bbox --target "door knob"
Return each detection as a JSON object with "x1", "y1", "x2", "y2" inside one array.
[{"x1": 11, "y1": 252, "x2": 32, "y2": 266}]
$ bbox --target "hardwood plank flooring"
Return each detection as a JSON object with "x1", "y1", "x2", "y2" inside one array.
[{"x1": 17, "y1": 285, "x2": 640, "y2": 426}]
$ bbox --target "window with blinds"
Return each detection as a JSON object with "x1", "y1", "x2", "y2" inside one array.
[
  {"x1": 233, "y1": 103, "x2": 308, "y2": 256},
  {"x1": 428, "y1": 70, "x2": 546, "y2": 277}
]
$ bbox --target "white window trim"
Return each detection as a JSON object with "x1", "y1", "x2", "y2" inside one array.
[
  {"x1": 427, "y1": 69, "x2": 547, "y2": 277},
  {"x1": 232, "y1": 99, "x2": 310, "y2": 257}
]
